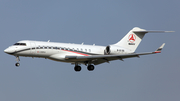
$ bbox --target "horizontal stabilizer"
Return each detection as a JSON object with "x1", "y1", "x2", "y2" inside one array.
[{"x1": 133, "y1": 30, "x2": 175, "y2": 33}]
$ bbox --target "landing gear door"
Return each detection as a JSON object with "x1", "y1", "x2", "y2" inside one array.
[{"x1": 30, "y1": 42, "x2": 36, "y2": 54}]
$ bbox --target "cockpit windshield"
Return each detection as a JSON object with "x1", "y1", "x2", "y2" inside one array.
[{"x1": 14, "y1": 43, "x2": 26, "y2": 46}]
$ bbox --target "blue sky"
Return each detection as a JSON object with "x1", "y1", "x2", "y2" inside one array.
[{"x1": 1, "y1": 0, "x2": 180, "y2": 101}]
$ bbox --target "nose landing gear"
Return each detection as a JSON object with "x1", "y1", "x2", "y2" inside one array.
[
  {"x1": 15, "y1": 56, "x2": 20, "y2": 67},
  {"x1": 15, "y1": 63, "x2": 20, "y2": 67}
]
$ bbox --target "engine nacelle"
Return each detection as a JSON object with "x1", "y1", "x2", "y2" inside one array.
[{"x1": 104, "y1": 45, "x2": 127, "y2": 55}]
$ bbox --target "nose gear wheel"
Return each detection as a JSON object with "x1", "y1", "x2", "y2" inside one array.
[{"x1": 15, "y1": 56, "x2": 20, "y2": 67}]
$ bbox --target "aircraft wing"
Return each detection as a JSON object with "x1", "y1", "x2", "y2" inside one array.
[{"x1": 65, "y1": 43, "x2": 165, "y2": 65}]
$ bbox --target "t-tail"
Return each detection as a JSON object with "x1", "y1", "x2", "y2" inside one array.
[{"x1": 114, "y1": 27, "x2": 174, "y2": 52}]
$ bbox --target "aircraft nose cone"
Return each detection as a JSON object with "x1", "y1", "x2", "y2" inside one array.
[
  {"x1": 4, "y1": 48, "x2": 8, "y2": 53},
  {"x1": 4, "y1": 48, "x2": 9, "y2": 53},
  {"x1": 4, "y1": 48, "x2": 14, "y2": 54}
]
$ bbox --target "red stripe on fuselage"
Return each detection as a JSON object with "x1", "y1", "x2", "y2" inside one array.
[{"x1": 62, "y1": 50, "x2": 90, "y2": 56}]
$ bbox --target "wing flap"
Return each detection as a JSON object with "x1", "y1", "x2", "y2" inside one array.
[
  {"x1": 65, "y1": 52, "x2": 155, "y2": 65},
  {"x1": 65, "y1": 51, "x2": 158, "y2": 60}
]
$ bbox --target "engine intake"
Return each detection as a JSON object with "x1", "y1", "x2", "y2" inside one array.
[
  {"x1": 104, "y1": 46, "x2": 110, "y2": 55},
  {"x1": 104, "y1": 45, "x2": 126, "y2": 55}
]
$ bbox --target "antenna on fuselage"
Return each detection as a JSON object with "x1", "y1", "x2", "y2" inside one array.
[{"x1": 48, "y1": 40, "x2": 50, "y2": 42}]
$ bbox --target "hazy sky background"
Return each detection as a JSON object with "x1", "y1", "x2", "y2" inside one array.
[{"x1": 1, "y1": 0, "x2": 180, "y2": 101}]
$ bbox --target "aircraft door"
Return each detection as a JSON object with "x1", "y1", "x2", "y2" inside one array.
[{"x1": 30, "y1": 42, "x2": 36, "y2": 54}]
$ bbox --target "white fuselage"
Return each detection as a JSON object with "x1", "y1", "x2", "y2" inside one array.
[{"x1": 4, "y1": 40, "x2": 130, "y2": 64}]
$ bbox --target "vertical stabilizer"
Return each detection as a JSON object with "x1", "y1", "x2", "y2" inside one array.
[{"x1": 114, "y1": 27, "x2": 147, "y2": 52}]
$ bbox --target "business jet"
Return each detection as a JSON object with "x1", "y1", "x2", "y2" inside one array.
[{"x1": 4, "y1": 27, "x2": 173, "y2": 72}]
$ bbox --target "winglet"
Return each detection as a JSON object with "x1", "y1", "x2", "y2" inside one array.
[{"x1": 154, "y1": 43, "x2": 165, "y2": 53}]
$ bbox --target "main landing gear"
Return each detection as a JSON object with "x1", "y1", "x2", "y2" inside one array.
[
  {"x1": 74, "y1": 64, "x2": 95, "y2": 72},
  {"x1": 87, "y1": 65, "x2": 94, "y2": 71},
  {"x1": 74, "y1": 65, "x2": 81, "y2": 72},
  {"x1": 15, "y1": 56, "x2": 20, "y2": 67}
]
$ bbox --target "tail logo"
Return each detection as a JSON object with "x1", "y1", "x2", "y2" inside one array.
[{"x1": 128, "y1": 34, "x2": 136, "y2": 43}]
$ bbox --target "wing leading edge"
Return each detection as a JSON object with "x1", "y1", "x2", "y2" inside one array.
[{"x1": 65, "y1": 43, "x2": 165, "y2": 65}]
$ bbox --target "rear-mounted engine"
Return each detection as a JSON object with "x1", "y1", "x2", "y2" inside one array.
[{"x1": 104, "y1": 45, "x2": 125, "y2": 55}]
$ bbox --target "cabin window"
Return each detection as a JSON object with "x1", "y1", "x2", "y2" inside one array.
[
  {"x1": 89, "y1": 49, "x2": 91, "y2": 52},
  {"x1": 117, "y1": 49, "x2": 122, "y2": 52}
]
